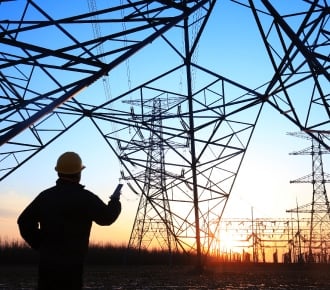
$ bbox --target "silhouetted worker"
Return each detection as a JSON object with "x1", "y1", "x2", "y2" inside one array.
[{"x1": 17, "y1": 151, "x2": 122, "y2": 290}]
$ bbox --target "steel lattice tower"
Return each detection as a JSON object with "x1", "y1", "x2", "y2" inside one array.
[
  {"x1": 287, "y1": 132, "x2": 330, "y2": 262},
  {"x1": 1, "y1": 1, "x2": 329, "y2": 267},
  {"x1": 125, "y1": 97, "x2": 177, "y2": 253}
]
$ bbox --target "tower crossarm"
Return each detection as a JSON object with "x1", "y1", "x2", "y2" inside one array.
[{"x1": 290, "y1": 173, "x2": 314, "y2": 184}]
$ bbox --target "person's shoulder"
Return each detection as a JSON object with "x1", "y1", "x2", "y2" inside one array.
[
  {"x1": 30, "y1": 184, "x2": 50, "y2": 195},
  {"x1": 37, "y1": 185, "x2": 58, "y2": 197},
  {"x1": 81, "y1": 187, "x2": 104, "y2": 201},
  {"x1": 81, "y1": 187, "x2": 98, "y2": 197},
  {"x1": 26, "y1": 185, "x2": 57, "y2": 204}
]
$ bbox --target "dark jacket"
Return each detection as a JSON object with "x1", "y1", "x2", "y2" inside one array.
[{"x1": 17, "y1": 179, "x2": 121, "y2": 265}]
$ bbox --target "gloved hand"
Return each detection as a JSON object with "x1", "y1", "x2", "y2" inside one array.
[{"x1": 110, "y1": 184, "x2": 123, "y2": 200}]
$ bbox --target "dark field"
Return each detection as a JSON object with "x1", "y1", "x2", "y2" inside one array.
[
  {"x1": 1, "y1": 263, "x2": 330, "y2": 289},
  {"x1": 1, "y1": 242, "x2": 329, "y2": 289}
]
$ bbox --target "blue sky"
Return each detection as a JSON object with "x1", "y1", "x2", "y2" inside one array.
[{"x1": 0, "y1": 0, "x2": 329, "y2": 245}]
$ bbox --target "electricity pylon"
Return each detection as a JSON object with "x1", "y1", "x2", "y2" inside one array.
[
  {"x1": 1, "y1": 1, "x2": 329, "y2": 267},
  {"x1": 287, "y1": 132, "x2": 330, "y2": 262},
  {"x1": 124, "y1": 97, "x2": 178, "y2": 253}
]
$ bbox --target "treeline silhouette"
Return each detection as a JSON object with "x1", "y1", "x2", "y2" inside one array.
[{"x1": 0, "y1": 239, "x2": 196, "y2": 265}]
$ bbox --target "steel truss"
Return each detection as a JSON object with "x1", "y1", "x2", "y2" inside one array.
[
  {"x1": 287, "y1": 132, "x2": 330, "y2": 262},
  {"x1": 0, "y1": 1, "x2": 329, "y2": 266}
]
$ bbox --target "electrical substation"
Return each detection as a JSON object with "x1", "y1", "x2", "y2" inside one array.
[{"x1": 0, "y1": 1, "x2": 329, "y2": 266}]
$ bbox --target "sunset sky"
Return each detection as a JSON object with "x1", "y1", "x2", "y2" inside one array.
[
  {"x1": 1, "y1": 104, "x2": 324, "y2": 246},
  {"x1": 1, "y1": 0, "x2": 329, "y2": 248}
]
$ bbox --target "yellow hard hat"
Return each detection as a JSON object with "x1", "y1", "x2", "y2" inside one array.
[{"x1": 55, "y1": 152, "x2": 85, "y2": 174}]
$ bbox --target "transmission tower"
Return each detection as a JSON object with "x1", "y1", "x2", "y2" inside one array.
[
  {"x1": 1, "y1": 1, "x2": 329, "y2": 267},
  {"x1": 286, "y1": 132, "x2": 330, "y2": 262},
  {"x1": 124, "y1": 97, "x2": 179, "y2": 253}
]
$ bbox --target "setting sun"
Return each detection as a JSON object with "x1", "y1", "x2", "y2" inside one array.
[{"x1": 218, "y1": 229, "x2": 242, "y2": 252}]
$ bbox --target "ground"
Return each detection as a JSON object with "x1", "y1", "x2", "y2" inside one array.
[{"x1": 1, "y1": 263, "x2": 330, "y2": 289}]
